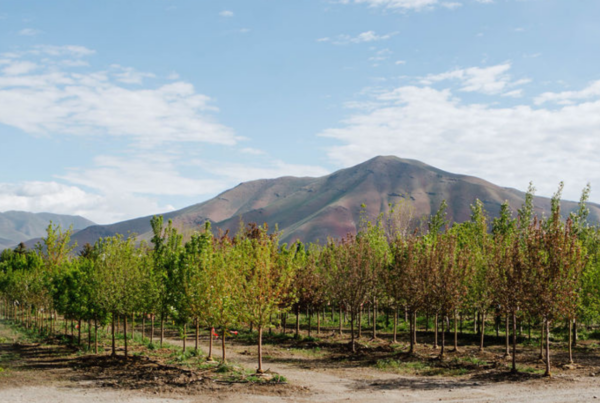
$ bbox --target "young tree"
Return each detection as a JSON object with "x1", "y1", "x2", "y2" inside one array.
[{"x1": 236, "y1": 223, "x2": 297, "y2": 373}]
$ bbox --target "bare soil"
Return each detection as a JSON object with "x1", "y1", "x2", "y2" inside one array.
[{"x1": 3, "y1": 321, "x2": 600, "y2": 402}]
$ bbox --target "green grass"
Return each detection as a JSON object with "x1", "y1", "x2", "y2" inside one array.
[{"x1": 375, "y1": 359, "x2": 469, "y2": 377}]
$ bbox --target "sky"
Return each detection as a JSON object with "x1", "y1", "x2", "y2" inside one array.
[{"x1": 0, "y1": 0, "x2": 599, "y2": 224}]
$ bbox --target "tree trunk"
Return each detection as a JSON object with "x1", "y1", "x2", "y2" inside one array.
[
  {"x1": 568, "y1": 318, "x2": 573, "y2": 363},
  {"x1": 433, "y1": 313, "x2": 438, "y2": 349},
  {"x1": 511, "y1": 312, "x2": 517, "y2": 373},
  {"x1": 573, "y1": 319, "x2": 578, "y2": 347},
  {"x1": 257, "y1": 326, "x2": 264, "y2": 373},
  {"x1": 408, "y1": 310, "x2": 415, "y2": 354},
  {"x1": 439, "y1": 315, "x2": 446, "y2": 359},
  {"x1": 207, "y1": 328, "x2": 214, "y2": 361},
  {"x1": 539, "y1": 321, "x2": 545, "y2": 359},
  {"x1": 295, "y1": 305, "x2": 300, "y2": 338},
  {"x1": 453, "y1": 310, "x2": 458, "y2": 351},
  {"x1": 393, "y1": 307, "x2": 398, "y2": 344},
  {"x1": 339, "y1": 306, "x2": 343, "y2": 335},
  {"x1": 88, "y1": 319, "x2": 92, "y2": 350},
  {"x1": 142, "y1": 314, "x2": 145, "y2": 341},
  {"x1": 505, "y1": 315, "x2": 510, "y2": 357},
  {"x1": 124, "y1": 314, "x2": 128, "y2": 358},
  {"x1": 221, "y1": 327, "x2": 226, "y2": 363},
  {"x1": 160, "y1": 315, "x2": 164, "y2": 348},
  {"x1": 350, "y1": 315, "x2": 356, "y2": 353},
  {"x1": 544, "y1": 319, "x2": 551, "y2": 377},
  {"x1": 182, "y1": 323, "x2": 187, "y2": 353},
  {"x1": 317, "y1": 310, "x2": 321, "y2": 335},
  {"x1": 479, "y1": 312, "x2": 485, "y2": 351},
  {"x1": 111, "y1": 315, "x2": 116, "y2": 356},
  {"x1": 372, "y1": 301, "x2": 377, "y2": 340},
  {"x1": 94, "y1": 317, "x2": 98, "y2": 354},
  {"x1": 195, "y1": 318, "x2": 200, "y2": 352},
  {"x1": 308, "y1": 308, "x2": 312, "y2": 337},
  {"x1": 149, "y1": 315, "x2": 153, "y2": 344}
]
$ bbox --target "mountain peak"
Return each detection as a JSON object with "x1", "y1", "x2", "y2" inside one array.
[{"x1": 32, "y1": 156, "x2": 600, "y2": 249}]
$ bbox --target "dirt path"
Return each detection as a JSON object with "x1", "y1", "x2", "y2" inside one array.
[
  {"x1": 162, "y1": 334, "x2": 600, "y2": 402},
  {"x1": 3, "y1": 321, "x2": 600, "y2": 403}
]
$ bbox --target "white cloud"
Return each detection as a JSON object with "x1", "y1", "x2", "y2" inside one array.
[
  {"x1": 219, "y1": 10, "x2": 234, "y2": 17},
  {"x1": 348, "y1": 0, "x2": 440, "y2": 10},
  {"x1": 420, "y1": 63, "x2": 530, "y2": 96},
  {"x1": 0, "y1": 181, "x2": 174, "y2": 224},
  {"x1": 18, "y1": 28, "x2": 42, "y2": 36},
  {"x1": 534, "y1": 80, "x2": 600, "y2": 105},
  {"x1": 0, "y1": 46, "x2": 237, "y2": 146},
  {"x1": 2, "y1": 61, "x2": 37, "y2": 75},
  {"x1": 319, "y1": 79, "x2": 600, "y2": 202},
  {"x1": 109, "y1": 64, "x2": 156, "y2": 84},
  {"x1": 395, "y1": 60, "x2": 407, "y2": 65},
  {"x1": 240, "y1": 147, "x2": 266, "y2": 155},
  {"x1": 167, "y1": 72, "x2": 180, "y2": 80},
  {"x1": 441, "y1": 2, "x2": 462, "y2": 9},
  {"x1": 61, "y1": 153, "x2": 225, "y2": 197},
  {"x1": 318, "y1": 31, "x2": 397, "y2": 45}
]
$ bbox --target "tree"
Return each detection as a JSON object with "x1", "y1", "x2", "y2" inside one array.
[{"x1": 236, "y1": 223, "x2": 297, "y2": 373}]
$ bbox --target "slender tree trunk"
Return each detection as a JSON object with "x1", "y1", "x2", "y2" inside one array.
[
  {"x1": 160, "y1": 314, "x2": 164, "y2": 348},
  {"x1": 78, "y1": 319, "x2": 81, "y2": 345},
  {"x1": 142, "y1": 314, "x2": 145, "y2": 342},
  {"x1": 308, "y1": 308, "x2": 312, "y2": 337},
  {"x1": 207, "y1": 328, "x2": 214, "y2": 361},
  {"x1": 372, "y1": 301, "x2": 377, "y2": 340},
  {"x1": 295, "y1": 305, "x2": 300, "y2": 338},
  {"x1": 94, "y1": 317, "x2": 98, "y2": 354},
  {"x1": 317, "y1": 310, "x2": 321, "y2": 335},
  {"x1": 439, "y1": 315, "x2": 446, "y2": 359},
  {"x1": 88, "y1": 319, "x2": 92, "y2": 350},
  {"x1": 257, "y1": 326, "x2": 264, "y2": 373},
  {"x1": 350, "y1": 315, "x2": 356, "y2": 353},
  {"x1": 124, "y1": 314, "x2": 128, "y2": 358},
  {"x1": 453, "y1": 310, "x2": 458, "y2": 351},
  {"x1": 568, "y1": 318, "x2": 573, "y2": 364},
  {"x1": 433, "y1": 313, "x2": 438, "y2": 349},
  {"x1": 544, "y1": 319, "x2": 551, "y2": 377},
  {"x1": 413, "y1": 311, "x2": 418, "y2": 346},
  {"x1": 339, "y1": 306, "x2": 343, "y2": 335},
  {"x1": 539, "y1": 321, "x2": 545, "y2": 359},
  {"x1": 505, "y1": 315, "x2": 510, "y2": 357},
  {"x1": 408, "y1": 310, "x2": 415, "y2": 354},
  {"x1": 221, "y1": 327, "x2": 226, "y2": 363},
  {"x1": 281, "y1": 314, "x2": 287, "y2": 334},
  {"x1": 393, "y1": 307, "x2": 398, "y2": 344},
  {"x1": 573, "y1": 319, "x2": 578, "y2": 348},
  {"x1": 151, "y1": 315, "x2": 154, "y2": 344},
  {"x1": 195, "y1": 318, "x2": 199, "y2": 352},
  {"x1": 511, "y1": 312, "x2": 517, "y2": 373},
  {"x1": 182, "y1": 323, "x2": 187, "y2": 353},
  {"x1": 476, "y1": 312, "x2": 484, "y2": 351},
  {"x1": 111, "y1": 315, "x2": 116, "y2": 356}
]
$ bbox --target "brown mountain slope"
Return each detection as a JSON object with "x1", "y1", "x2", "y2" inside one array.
[{"x1": 63, "y1": 156, "x2": 599, "y2": 248}]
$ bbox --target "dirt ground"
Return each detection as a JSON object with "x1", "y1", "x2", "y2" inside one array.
[{"x1": 3, "y1": 321, "x2": 600, "y2": 402}]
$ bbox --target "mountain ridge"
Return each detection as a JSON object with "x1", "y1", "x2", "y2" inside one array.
[
  {"x1": 0, "y1": 211, "x2": 95, "y2": 250},
  {"x1": 42, "y1": 155, "x2": 598, "y2": 250}
]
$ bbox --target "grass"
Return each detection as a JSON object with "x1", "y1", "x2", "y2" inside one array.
[{"x1": 375, "y1": 358, "x2": 470, "y2": 377}]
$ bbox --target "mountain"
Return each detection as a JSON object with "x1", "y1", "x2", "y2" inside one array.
[
  {"x1": 0, "y1": 211, "x2": 95, "y2": 250},
  {"x1": 61, "y1": 156, "x2": 600, "y2": 249}
]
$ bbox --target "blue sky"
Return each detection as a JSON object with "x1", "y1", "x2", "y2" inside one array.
[{"x1": 1, "y1": 0, "x2": 599, "y2": 224}]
